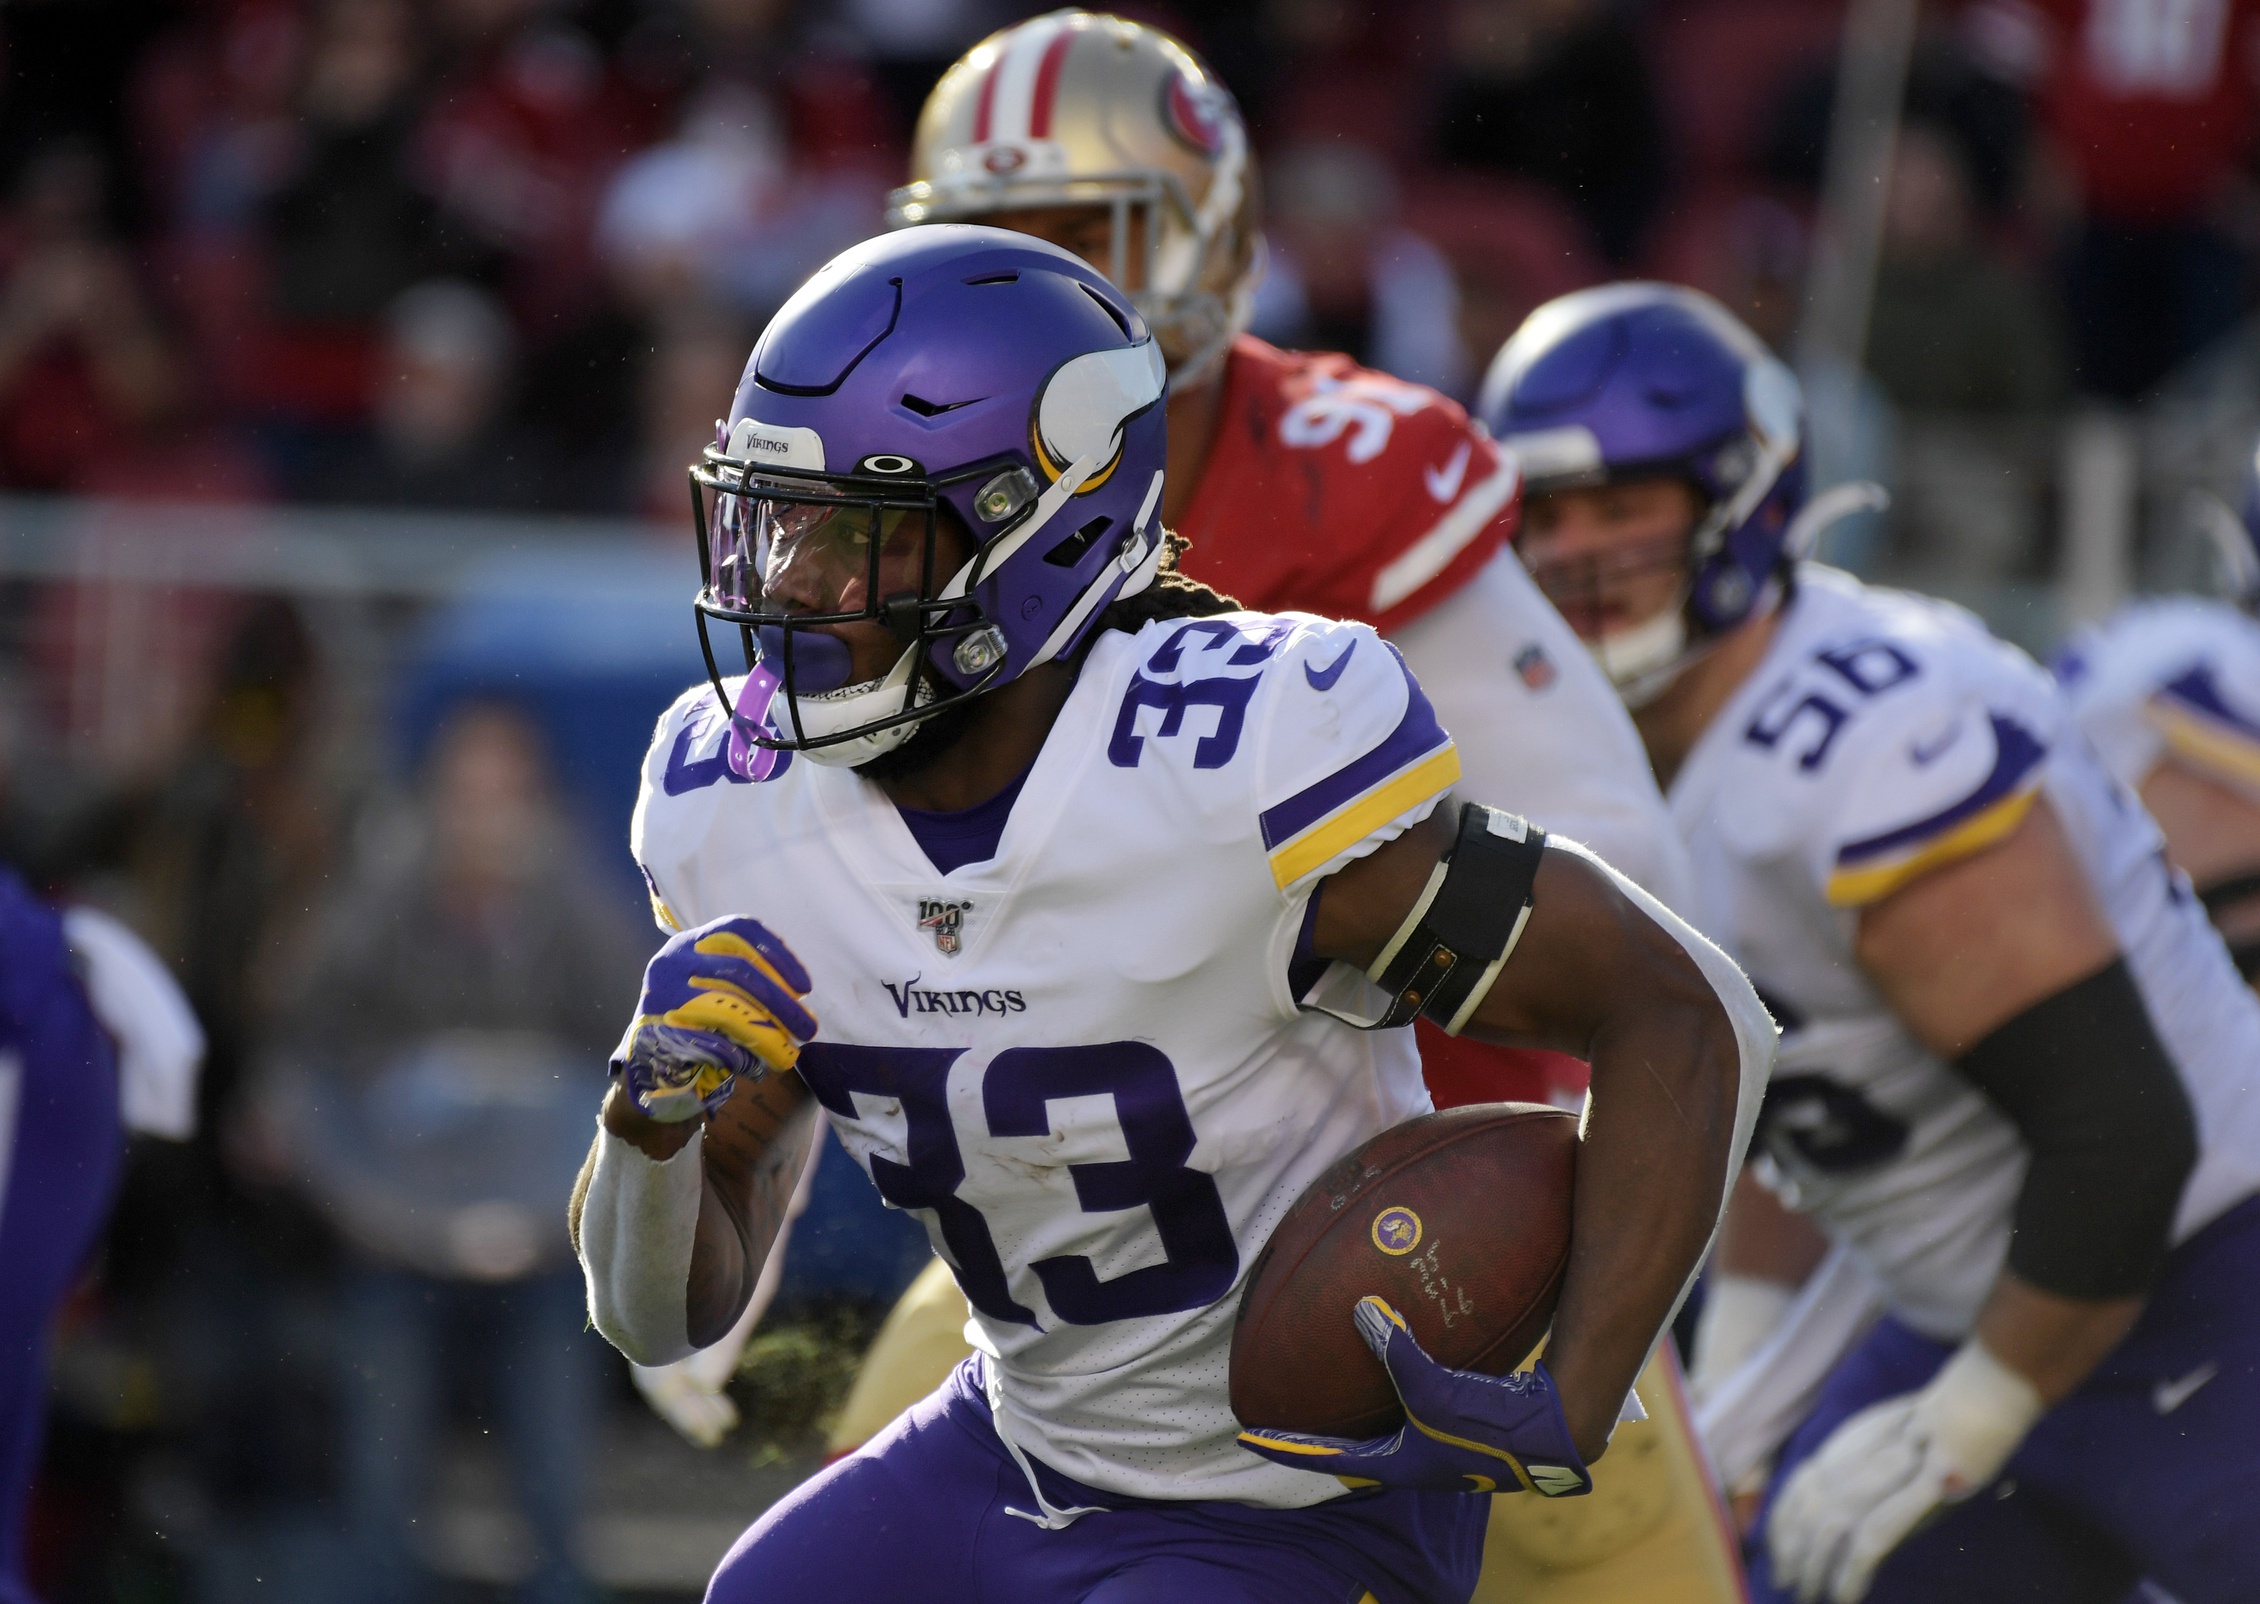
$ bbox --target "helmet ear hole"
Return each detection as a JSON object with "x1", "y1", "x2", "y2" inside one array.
[{"x1": 1045, "y1": 516, "x2": 1113, "y2": 567}]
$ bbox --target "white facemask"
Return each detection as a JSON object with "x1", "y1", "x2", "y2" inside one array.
[
  {"x1": 1589, "y1": 605, "x2": 1692, "y2": 709},
  {"x1": 784, "y1": 646, "x2": 932, "y2": 768}
]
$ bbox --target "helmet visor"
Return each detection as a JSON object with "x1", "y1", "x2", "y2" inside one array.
[{"x1": 703, "y1": 477, "x2": 933, "y2": 621}]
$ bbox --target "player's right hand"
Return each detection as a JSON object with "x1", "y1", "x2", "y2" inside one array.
[
  {"x1": 613, "y1": 916, "x2": 816, "y2": 1122},
  {"x1": 1237, "y1": 1295, "x2": 1594, "y2": 1497}
]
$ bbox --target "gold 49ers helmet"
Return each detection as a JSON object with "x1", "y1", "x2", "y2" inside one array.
[{"x1": 886, "y1": 10, "x2": 1259, "y2": 388}]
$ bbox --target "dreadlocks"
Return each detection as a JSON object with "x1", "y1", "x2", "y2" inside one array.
[{"x1": 1093, "y1": 531, "x2": 1240, "y2": 634}]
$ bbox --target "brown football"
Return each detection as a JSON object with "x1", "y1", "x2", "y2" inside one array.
[{"x1": 1229, "y1": 1103, "x2": 1578, "y2": 1439}]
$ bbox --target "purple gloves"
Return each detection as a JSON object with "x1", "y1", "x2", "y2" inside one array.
[
  {"x1": 612, "y1": 916, "x2": 817, "y2": 1122},
  {"x1": 1237, "y1": 1295, "x2": 1593, "y2": 1498}
]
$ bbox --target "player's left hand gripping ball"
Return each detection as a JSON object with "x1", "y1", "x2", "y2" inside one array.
[
  {"x1": 1237, "y1": 1296, "x2": 1593, "y2": 1497},
  {"x1": 613, "y1": 916, "x2": 816, "y2": 1121}
]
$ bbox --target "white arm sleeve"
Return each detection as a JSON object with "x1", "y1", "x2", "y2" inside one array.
[
  {"x1": 63, "y1": 907, "x2": 204, "y2": 1140},
  {"x1": 579, "y1": 1125, "x2": 706, "y2": 1367},
  {"x1": 1388, "y1": 548, "x2": 1694, "y2": 912},
  {"x1": 629, "y1": 1126, "x2": 826, "y2": 1441},
  {"x1": 1689, "y1": 1273, "x2": 1801, "y2": 1405}
]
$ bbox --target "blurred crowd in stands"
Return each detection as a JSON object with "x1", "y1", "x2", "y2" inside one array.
[
  {"x1": 13, "y1": 0, "x2": 2260, "y2": 1597},
  {"x1": 8, "y1": 0, "x2": 2260, "y2": 516}
]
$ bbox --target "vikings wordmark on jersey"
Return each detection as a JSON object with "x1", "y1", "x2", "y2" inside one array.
[{"x1": 632, "y1": 609, "x2": 1463, "y2": 1508}]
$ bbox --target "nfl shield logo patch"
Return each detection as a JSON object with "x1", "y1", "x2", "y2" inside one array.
[
  {"x1": 918, "y1": 898, "x2": 971, "y2": 956},
  {"x1": 1513, "y1": 643, "x2": 1558, "y2": 691}
]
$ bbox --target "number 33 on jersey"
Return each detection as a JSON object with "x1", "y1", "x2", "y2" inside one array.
[{"x1": 629, "y1": 610, "x2": 1461, "y2": 1507}]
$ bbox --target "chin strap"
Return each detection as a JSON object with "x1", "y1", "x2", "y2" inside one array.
[
  {"x1": 1602, "y1": 481, "x2": 1885, "y2": 710},
  {"x1": 1592, "y1": 602, "x2": 1691, "y2": 707}
]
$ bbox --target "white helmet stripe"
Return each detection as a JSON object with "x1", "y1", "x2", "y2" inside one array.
[
  {"x1": 987, "y1": 12, "x2": 1073, "y2": 143},
  {"x1": 1027, "y1": 469, "x2": 1166, "y2": 668}
]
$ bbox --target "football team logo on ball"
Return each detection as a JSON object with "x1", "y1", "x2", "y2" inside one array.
[{"x1": 1371, "y1": 1205, "x2": 1422, "y2": 1256}]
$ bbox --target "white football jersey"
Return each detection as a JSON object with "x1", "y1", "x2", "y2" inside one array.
[
  {"x1": 633, "y1": 610, "x2": 1461, "y2": 1508},
  {"x1": 1670, "y1": 566, "x2": 2260, "y2": 1339},
  {"x1": 1390, "y1": 546, "x2": 1697, "y2": 913},
  {"x1": 2057, "y1": 595, "x2": 2260, "y2": 802}
]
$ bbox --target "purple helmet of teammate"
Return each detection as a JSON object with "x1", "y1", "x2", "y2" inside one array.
[
  {"x1": 690, "y1": 224, "x2": 1167, "y2": 766},
  {"x1": 1476, "y1": 283, "x2": 1804, "y2": 701}
]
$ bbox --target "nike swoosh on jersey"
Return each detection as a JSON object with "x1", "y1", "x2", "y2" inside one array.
[
  {"x1": 1909, "y1": 720, "x2": 1964, "y2": 765},
  {"x1": 1827, "y1": 713, "x2": 2047, "y2": 905},
  {"x1": 1424, "y1": 440, "x2": 1472, "y2": 503},
  {"x1": 2152, "y1": 1362, "x2": 2219, "y2": 1415},
  {"x1": 1304, "y1": 639, "x2": 1358, "y2": 691}
]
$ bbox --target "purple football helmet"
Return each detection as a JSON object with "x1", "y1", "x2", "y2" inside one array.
[
  {"x1": 1477, "y1": 284, "x2": 1804, "y2": 699},
  {"x1": 690, "y1": 224, "x2": 1168, "y2": 766}
]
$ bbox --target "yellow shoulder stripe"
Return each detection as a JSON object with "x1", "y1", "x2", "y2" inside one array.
[
  {"x1": 1824, "y1": 785, "x2": 2039, "y2": 907},
  {"x1": 2148, "y1": 700, "x2": 2260, "y2": 789},
  {"x1": 1267, "y1": 746, "x2": 1461, "y2": 890}
]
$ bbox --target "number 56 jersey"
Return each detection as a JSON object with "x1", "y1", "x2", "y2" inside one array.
[
  {"x1": 632, "y1": 611, "x2": 1458, "y2": 1509},
  {"x1": 1668, "y1": 566, "x2": 2260, "y2": 1340}
]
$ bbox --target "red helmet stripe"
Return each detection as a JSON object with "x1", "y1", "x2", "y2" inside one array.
[
  {"x1": 1028, "y1": 25, "x2": 1077, "y2": 139},
  {"x1": 972, "y1": 57, "x2": 999, "y2": 142}
]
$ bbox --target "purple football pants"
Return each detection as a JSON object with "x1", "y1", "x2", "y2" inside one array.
[
  {"x1": 706, "y1": 1357, "x2": 1487, "y2": 1604},
  {"x1": 0, "y1": 875, "x2": 120, "y2": 1604},
  {"x1": 1746, "y1": 1194, "x2": 2260, "y2": 1604}
]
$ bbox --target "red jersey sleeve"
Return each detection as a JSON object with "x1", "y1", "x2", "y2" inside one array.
[{"x1": 1173, "y1": 337, "x2": 1521, "y2": 633}]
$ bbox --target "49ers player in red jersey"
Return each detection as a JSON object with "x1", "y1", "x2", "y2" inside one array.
[{"x1": 633, "y1": 13, "x2": 1744, "y2": 1604}]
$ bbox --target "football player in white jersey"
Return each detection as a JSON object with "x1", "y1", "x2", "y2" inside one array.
[
  {"x1": 746, "y1": 24, "x2": 1745, "y2": 1604},
  {"x1": 1482, "y1": 283, "x2": 2260, "y2": 1604},
  {"x1": 568, "y1": 228, "x2": 1775, "y2": 1603},
  {"x1": 2056, "y1": 444, "x2": 2260, "y2": 984},
  {"x1": 634, "y1": 49, "x2": 1739, "y2": 1604}
]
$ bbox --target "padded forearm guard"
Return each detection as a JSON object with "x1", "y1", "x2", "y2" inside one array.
[{"x1": 1955, "y1": 958, "x2": 2198, "y2": 1300}]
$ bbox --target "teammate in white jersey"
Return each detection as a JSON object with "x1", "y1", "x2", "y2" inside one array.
[
  {"x1": 1481, "y1": 283, "x2": 2260, "y2": 1604},
  {"x1": 2056, "y1": 445, "x2": 2260, "y2": 983},
  {"x1": 567, "y1": 228, "x2": 1773, "y2": 1603}
]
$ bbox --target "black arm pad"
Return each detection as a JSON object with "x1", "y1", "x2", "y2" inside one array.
[
  {"x1": 1365, "y1": 804, "x2": 1547, "y2": 1033},
  {"x1": 1954, "y1": 958, "x2": 2198, "y2": 1300}
]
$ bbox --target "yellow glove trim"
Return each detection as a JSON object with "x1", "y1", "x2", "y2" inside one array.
[
  {"x1": 1236, "y1": 1432, "x2": 1344, "y2": 1458},
  {"x1": 651, "y1": 989, "x2": 804, "y2": 1073},
  {"x1": 1356, "y1": 1298, "x2": 1540, "y2": 1492}
]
